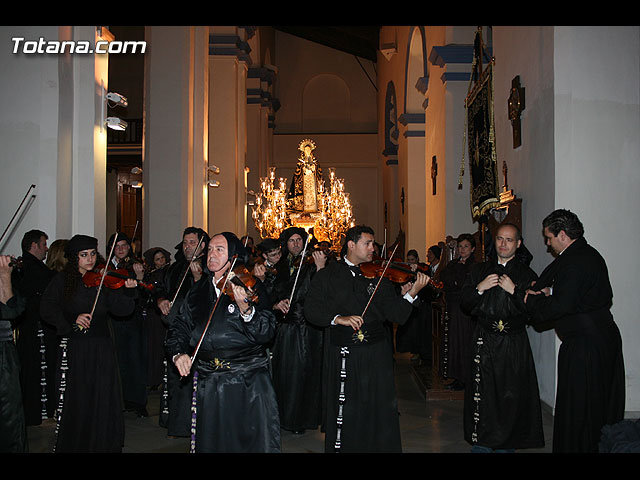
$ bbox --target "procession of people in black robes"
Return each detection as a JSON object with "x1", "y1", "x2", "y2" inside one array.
[{"x1": 0, "y1": 208, "x2": 629, "y2": 454}]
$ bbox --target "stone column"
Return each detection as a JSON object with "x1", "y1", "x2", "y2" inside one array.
[
  {"x1": 143, "y1": 26, "x2": 209, "y2": 250},
  {"x1": 0, "y1": 26, "x2": 109, "y2": 251},
  {"x1": 207, "y1": 27, "x2": 252, "y2": 235}
]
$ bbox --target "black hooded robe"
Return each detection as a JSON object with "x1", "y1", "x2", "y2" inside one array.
[
  {"x1": 440, "y1": 257, "x2": 475, "y2": 383},
  {"x1": 270, "y1": 255, "x2": 324, "y2": 432},
  {"x1": 460, "y1": 258, "x2": 544, "y2": 450},
  {"x1": 165, "y1": 274, "x2": 280, "y2": 453},
  {"x1": 154, "y1": 249, "x2": 205, "y2": 436}
]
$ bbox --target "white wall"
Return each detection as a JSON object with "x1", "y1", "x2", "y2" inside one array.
[
  {"x1": 143, "y1": 26, "x2": 209, "y2": 253},
  {"x1": 493, "y1": 26, "x2": 559, "y2": 409},
  {"x1": 0, "y1": 26, "x2": 59, "y2": 254},
  {"x1": 492, "y1": 25, "x2": 640, "y2": 416},
  {"x1": 0, "y1": 26, "x2": 108, "y2": 253},
  {"x1": 553, "y1": 26, "x2": 640, "y2": 416}
]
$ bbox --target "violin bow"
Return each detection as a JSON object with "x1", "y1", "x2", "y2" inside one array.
[
  {"x1": 0, "y1": 184, "x2": 36, "y2": 251},
  {"x1": 190, "y1": 254, "x2": 239, "y2": 363},
  {"x1": 168, "y1": 234, "x2": 205, "y2": 310},
  {"x1": 360, "y1": 243, "x2": 399, "y2": 319},
  {"x1": 132, "y1": 221, "x2": 139, "y2": 243},
  {"x1": 381, "y1": 228, "x2": 387, "y2": 259},
  {"x1": 288, "y1": 233, "x2": 310, "y2": 306},
  {"x1": 87, "y1": 232, "x2": 119, "y2": 322},
  {"x1": 130, "y1": 221, "x2": 140, "y2": 258}
]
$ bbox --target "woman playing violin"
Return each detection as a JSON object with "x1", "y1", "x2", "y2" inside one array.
[
  {"x1": 166, "y1": 232, "x2": 280, "y2": 453},
  {"x1": 40, "y1": 234, "x2": 138, "y2": 452}
]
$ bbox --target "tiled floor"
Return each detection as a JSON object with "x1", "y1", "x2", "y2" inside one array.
[{"x1": 26, "y1": 352, "x2": 554, "y2": 454}]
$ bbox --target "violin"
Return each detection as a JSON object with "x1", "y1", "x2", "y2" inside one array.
[
  {"x1": 113, "y1": 255, "x2": 146, "y2": 275},
  {"x1": 359, "y1": 258, "x2": 443, "y2": 289},
  {"x1": 292, "y1": 244, "x2": 335, "y2": 268},
  {"x1": 222, "y1": 264, "x2": 259, "y2": 305},
  {"x1": 82, "y1": 266, "x2": 154, "y2": 292},
  {"x1": 8, "y1": 256, "x2": 23, "y2": 269},
  {"x1": 254, "y1": 256, "x2": 277, "y2": 276}
]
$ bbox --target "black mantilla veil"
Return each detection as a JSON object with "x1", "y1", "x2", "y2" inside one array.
[
  {"x1": 219, "y1": 232, "x2": 249, "y2": 265},
  {"x1": 201, "y1": 231, "x2": 250, "y2": 277}
]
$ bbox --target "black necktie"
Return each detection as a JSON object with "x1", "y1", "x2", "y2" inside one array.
[{"x1": 349, "y1": 264, "x2": 362, "y2": 276}]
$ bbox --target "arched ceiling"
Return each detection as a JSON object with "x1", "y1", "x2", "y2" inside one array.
[{"x1": 272, "y1": 26, "x2": 380, "y2": 62}]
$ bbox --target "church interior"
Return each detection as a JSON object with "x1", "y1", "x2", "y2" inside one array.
[{"x1": 1, "y1": 25, "x2": 639, "y2": 451}]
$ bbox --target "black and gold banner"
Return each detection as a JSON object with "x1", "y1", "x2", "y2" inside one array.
[{"x1": 466, "y1": 62, "x2": 500, "y2": 219}]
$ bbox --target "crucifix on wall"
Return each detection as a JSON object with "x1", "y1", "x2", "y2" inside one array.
[
  {"x1": 431, "y1": 156, "x2": 437, "y2": 195},
  {"x1": 508, "y1": 75, "x2": 525, "y2": 149}
]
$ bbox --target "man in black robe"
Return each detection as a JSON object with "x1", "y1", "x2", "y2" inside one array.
[
  {"x1": 166, "y1": 232, "x2": 280, "y2": 453},
  {"x1": 440, "y1": 234, "x2": 476, "y2": 390},
  {"x1": 0, "y1": 255, "x2": 28, "y2": 452},
  {"x1": 460, "y1": 223, "x2": 544, "y2": 452},
  {"x1": 107, "y1": 232, "x2": 148, "y2": 418},
  {"x1": 11, "y1": 229, "x2": 56, "y2": 426},
  {"x1": 268, "y1": 227, "x2": 326, "y2": 434},
  {"x1": 252, "y1": 237, "x2": 282, "y2": 304},
  {"x1": 524, "y1": 209, "x2": 625, "y2": 452},
  {"x1": 155, "y1": 227, "x2": 209, "y2": 437},
  {"x1": 304, "y1": 225, "x2": 429, "y2": 452}
]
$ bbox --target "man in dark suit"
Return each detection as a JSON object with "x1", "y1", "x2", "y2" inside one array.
[{"x1": 525, "y1": 209, "x2": 625, "y2": 453}]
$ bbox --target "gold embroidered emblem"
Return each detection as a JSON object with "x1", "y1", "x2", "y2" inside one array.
[
  {"x1": 492, "y1": 319, "x2": 509, "y2": 333},
  {"x1": 352, "y1": 328, "x2": 368, "y2": 343},
  {"x1": 212, "y1": 357, "x2": 230, "y2": 370}
]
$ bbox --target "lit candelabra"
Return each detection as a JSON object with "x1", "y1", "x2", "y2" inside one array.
[
  {"x1": 251, "y1": 139, "x2": 355, "y2": 248},
  {"x1": 252, "y1": 167, "x2": 289, "y2": 240},
  {"x1": 314, "y1": 168, "x2": 355, "y2": 249}
]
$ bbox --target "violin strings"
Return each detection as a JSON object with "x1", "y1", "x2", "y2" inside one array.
[
  {"x1": 190, "y1": 254, "x2": 239, "y2": 363},
  {"x1": 360, "y1": 243, "x2": 399, "y2": 319},
  {"x1": 88, "y1": 232, "x2": 119, "y2": 321},
  {"x1": 169, "y1": 235, "x2": 205, "y2": 310},
  {"x1": 288, "y1": 234, "x2": 310, "y2": 306}
]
